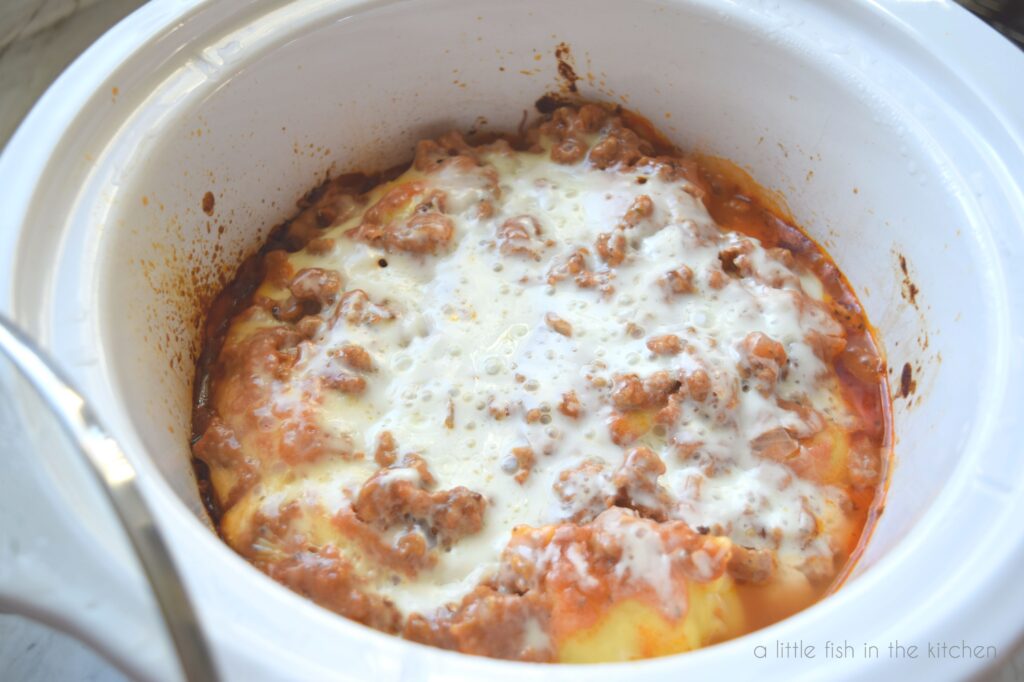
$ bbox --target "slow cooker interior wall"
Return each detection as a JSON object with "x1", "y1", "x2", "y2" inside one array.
[{"x1": 98, "y1": 0, "x2": 983, "y2": 576}]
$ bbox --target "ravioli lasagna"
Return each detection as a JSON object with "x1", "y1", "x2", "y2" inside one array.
[{"x1": 192, "y1": 103, "x2": 889, "y2": 662}]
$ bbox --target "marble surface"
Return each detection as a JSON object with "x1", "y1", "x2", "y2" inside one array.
[
  {"x1": 0, "y1": 615, "x2": 128, "y2": 682},
  {"x1": 0, "y1": 0, "x2": 145, "y2": 144},
  {"x1": 1, "y1": 6, "x2": 144, "y2": 681},
  {"x1": 0, "y1": 1, "x2": 1022, "y2": 681}
]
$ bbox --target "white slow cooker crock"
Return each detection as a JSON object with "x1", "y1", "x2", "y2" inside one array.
[{"x1": 2, "y1": 0, "x2": 1023, "y2": 680}]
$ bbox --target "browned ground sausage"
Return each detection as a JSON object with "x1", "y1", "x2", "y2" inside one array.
[
  {"x1": 335, "y1": 289, "x2": 395, "y2": 326},
  {"x1": 354, "y1": 456, "x2": 484, "y2": 548},
  {"x1": 552, "y1": 459, "x2": 615, "y2": 523},
  {"x1": 612, "y1": 447, "x2": 671, "y2": 521},
  {"x1": 337, "y1": 344, "x2": 374, "y2": 372},
  {"x1": 727, "y1": 545, "x2": 776, "y2": 584},
  {"x1": 498, "y1": 215, "x2": 544, "y2": 259},
  {"x1": 545, "y1": 312, "x2": 573, "y2": 337},
  {"x1": 738, "y1": 331, "x2": 788, "y2": 395},
  {"x1": 595, "y1": 230, "x2": 627, "y2": 265},
  {"x1": 559, "y1": 390, "x2": 582, "y2": 418},
  {"x1": 647, "y1": 334, "x2": 684, "y2": 356},
  {"x1": 661, "y1": 266, "x2": 695, "y2": 295},
  {"x1": 348, "y1": 184, "x2": 454, "y2": 254},
  {"x1": 621, "y1": 194, "x2": 654, "y2": 227}
]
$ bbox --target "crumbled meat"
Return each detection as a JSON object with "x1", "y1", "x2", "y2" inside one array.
[
  {"x1": 332, "y1": 508, "x2": 435, "y2": 576},
  {"x1": 547, "y1": 248, "x2": 614, "y2": 294},
  {"x1": 192, "y1": 416, "x2": 258, "y2": 508},
  {"x1": 477, "y1": 200, "x2": 495, "y2": 219},
  {"x1": 647, "y1": 334, "x2": 684, "y2": 356},
  {"x1": 575, "y1": 103, "x2": 609, "y2": 132},
  {"x1": 661, "y1": 266, "x2": 695, "y2": 295},
  {"x1": 738, "y1": 331, "x2": 788, "y2": 395},
  {"x1": 374, "y1": 431, "x2": 397, "y2": 466},
  {"x1": 334, "y1": 289, "x2": 395, "y2": 326},
  {"x1": 445, "y1": 399, "x2": 455, "y2": 429},
  {"x1": 337, "y1": 344, "x2": 374, "y2": 372},
  {"x1": 799, "y1": 553, "x2": 837, "y2": 585},
  {"x1": 431, "y1": 487, "x2": 487, "y2": 545},
  {"x1": 621, "y1": 194, "x2": 654, "y2": 227},
  {"x1": 777, "y1": 399, "x2": 826, "y2": 439},
  {"x1": 750, "y1": 427, "x2": 800, "y2": 462},
  {"x1": 487, "y1": 399, "x2": 513, "y2": 421},
  {"x1": 544, "y1": 312, "x2": 573, "y2": 337},
  {"x1": 550, "y1": 136, "x2": 587, "y2": 164},
  {"x1": 548, "y1": 248, "x2": 587, "y2": 283},
  {"x1": 413, "y1": 131, "x2": 479, "y2": 173},
  {"x1": 354, "y1": 457, "x2": 484, "y2": 548},
  {"x1": 767, "y1": 247, "x2": 795, "y2": 268},
  {"x1": 718, "y1": 240, "x2": 756, "y2": 277},
  {"x1": 610, "y1": 371, "x2": 681, "y2": 411},
  {"x1": 210, "y1": 325, "x2": 348, "y2": 465},
  {"x1": 706, "y1": 266, "x2": 728, "y2": 290},
  {"x1": 558, "y1": 390, "x2": 582, "y2": 418},
  {"x1": 607, "y1": 412, "x2": 648, "y2": 446},
  {"x1": 295, "y1": 315, "x2": 323, "y2": 338},
  {"x1": 539, "y1": 106, "x2": 609, "y2": 166},
  {"x1": 610, "y1": 374, "x2": 649, "y2": 411},
  {"x1": 353, "y1": 470, "x2": 420, "y2": 527},
  {"x1": 322, "y1": 371, "x2": 367, "y2": 395},
  {"x1": 262, "y1": 250, "x2": 295, "y2": 289},
  {"x1": 498, "y1": 215, "x2": 544, "y2": 259},
  {"x1": 265, "y1": 546, "x2": 403, "y2": 634},
  {"x1": 625, "y1": 322, "x2": 645, "y2": 339},
  {"x1": 405, "y1": 587, "x2": 553, "y2": 661},
  {"x1": 193, "y1": 416, "x2": 243, "y2": 469},
  {"x1": 552, "y1": 459, "x2": 615, "y2": 523},
  {"x1": 306, "y1": 237, "x2": 336, "y2": 255},
  {"x1": 217, "y1": 325, "x2": 301, "y2": 382},
  {"x1": 290, "y1": 268, "x2": 342, "y2": 305},
  {"x1": 654, "y1": 392, "x2": 685, "y2": 426},
  {"x1": 686, "y1": 368, "x2": 711, "y2": 402},
  {"x1": 727, "y1": 545, "x2": 776, "y2": 584},
  {"x1": 506, "y1": 446, "x2": 535, "y2": 484},
  {"x1": 806, "y1": 328, "x2": 848, "y2": 363},
  {"x1": 588, "y1": 125, "x2": 652, "y2": 169},
  {"x1": 595, "y1": 230, "x2": 627, "y2": 265},
  {"x1": 495, "y1": 508, "x2": 728, "y2": 625},
  {"x1": 612, "y1": 447, "x2": 671, "y2": 521},
  {"x1": 285, "y1": 178, "x2": 363, "y2": 247},
  {"x1": 348, "y1": 182, "x2": 454, "y2": 254}
]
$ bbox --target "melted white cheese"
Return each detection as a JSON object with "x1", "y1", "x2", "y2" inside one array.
[{"x1": 261, "y1": 146, "x2": 851, "y2": 614}]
